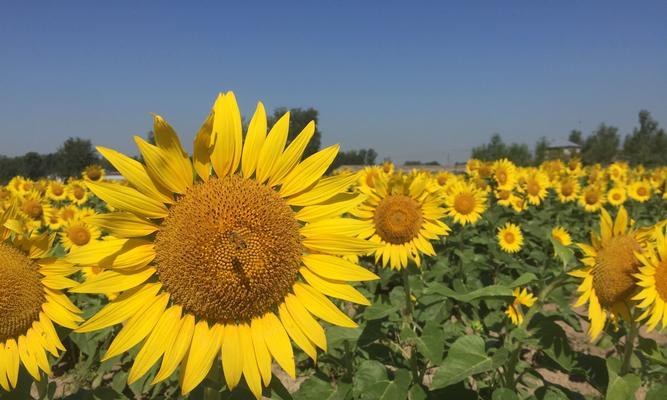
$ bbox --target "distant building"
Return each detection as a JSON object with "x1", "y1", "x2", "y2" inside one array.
[{"x1": 545, "y1": 139, "x2": 581, "y2": 160}]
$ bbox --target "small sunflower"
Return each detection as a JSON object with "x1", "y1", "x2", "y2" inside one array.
[
  {"x1": 70, "y1": 92, "x2": 380, "y2": 398},
  {"x1": 607, "y1": 186, "x2": 627, "y2": 207},
  {"x1": 17, "y1": 192, "x2": 51, "y2": 231},
  {"x1": 59, "y1": 220, "x2": 101, "y2": 251},
  {"x1": 67, "y1": 181, "x2": 89, "y2": 206},
  {"x1": 555, "y1": 178, "x2": 580, "y2": 203},
  {"x1": 357, "y1": 172, "x2": 449, "y2": 270},
  {"x1": 551, "y1": 226, "x2": 572, "y2": 246},
  {"x1": 46, "y1": 181, "x2": 68, "y2": 202},
  {"x1": 633, "y1": 229, "x2": 667, "y2": 331},
  {"x1": 492, "y1": 159, "x2": 517, "y2": 190},
  {"x1": 579, "y1": 185, "x2": 606, "y2": 213},
  {"x1": 82, "y1": 165, "x2": 106, "y2": 183},
  {"x1": 445, "y1": 182, "x2": 487, "y2": 226},
  {"x1": 498, "y1": 223, "x2": 523, "y2": 253},
  {"x1": 0, "y1": 203, "x2": 82, "y2": 391},
  {"x1": 628, "y1": 180, "x2": 651, "y2": 203},
  {"x1": 505, "y1": 287, "x2": 537, "y2": 325},
  {"x1": 570, "y1": 207, "x2": 649, "y2": 340},
  {"x1": 522, "y1": 170, "x2": 549, "y2": 206}
]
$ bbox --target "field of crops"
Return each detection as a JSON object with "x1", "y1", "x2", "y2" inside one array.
[{"x1": 2, "y1": 93, "x2": 667, "y2": 400}]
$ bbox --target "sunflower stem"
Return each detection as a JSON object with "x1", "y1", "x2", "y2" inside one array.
[
  {"x1": 620, "y1": 319, "x2": 639, "y2": 375},
  {"x1": 401, "y1": 267, "x2": 420, "y2": 384}
]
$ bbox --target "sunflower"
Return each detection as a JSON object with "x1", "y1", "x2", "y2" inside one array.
[
  {"x1": 608, "y1": 162, "x2": 627, "y2": 183},
  {"x1": 67, "y1": 181, "x2": 88, "y2": 206},
  {"x1": 498, "y1": 223, "x2": 523, "y2": 253},
  {"x1": 356, "y1": 172, "x2": 449, "y2": 270},
  {"x1": 633, "y1": 229, "x2": 667, "y2": 331},
  {"x1": 628, "y1": 180, "x2": 651, "y2": 203},
  {"x1": 607, "y1": 186, "x2": 627, "y2": 207},
  {"x1": 551, "y1": 226, "x2": 572, "y2": 246},
  {"x1": 505, "y1": 287, "x2": 536, "y2": 325},
  {"x1": 492, "y1": 159, "x2": 517, "y2": 190},
  {"x1": 82, "y1": 165, "x2": 106, "y2": 183},
  {"x1": 70, "y1": 92, "x2": 379, "y2": 398},
  {"x1": 579, "y1": 185, "x2": 606, "y2": 213},
  {"x1": 358, "y1": 166, "x2": 385, "y2": 192},
  {"x1": 494, "y1": 189, "x2": 516, "y2": 208},
  {"x1": 555, "y1": 178, "x2": 580, "y2": 203},
  {"x1": 445, "y1": 182, "x2": 487, "y2": 225},
  {"x1": 570, "y1": 207, "x2": 649, "y2": 340},
  {"x1": 0, "y1": 203, "x2": 82, "y2": 391},
  {"x1": 522, "y1": 170, "x2": 549, "y2": 206},
  {"x1": 382, "y1": 160, "x2": 395, "y2": 174},
  {"x1": 46, "y1": 181, "x2": 68, "y2": 202},
  {"x1": 59, "y1": 220, "x2": 101, "y2": 251},
  {"x1": 17, "y1": 192, "x2": 51, "y2": 231}
]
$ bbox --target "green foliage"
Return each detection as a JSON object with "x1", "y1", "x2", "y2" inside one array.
[
  {"x1": 471, "y1": 134, "x2": 533, "y2": 166},
  {"x1": 580, "y1": 123, "x2": 620, "y2": 165},
  {"x1": 623, "y1": 110, "x2": 667, "y2": 166},
  {"x1": 331, "y1": 148, "x2": 378, "y2": 170}
]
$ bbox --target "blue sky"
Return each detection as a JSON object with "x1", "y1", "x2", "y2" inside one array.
[{"x1": 1, "y1": 1, "x2": 666, "y2": 163}]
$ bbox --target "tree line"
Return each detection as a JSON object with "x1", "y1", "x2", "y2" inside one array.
[{"x1": 471, "y1": 110, "x2": 666, "y2": 166}]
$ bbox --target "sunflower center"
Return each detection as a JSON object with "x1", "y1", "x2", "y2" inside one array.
[
  {"x1": 437, "y1": 175, "x2": 448, "y2": 186},
  {"x1": 585, "y1": 191, "x2": 599, "y2": 205},
  {"x1": 527, "y1": 181, "x2": 540, "y2": 196},
  {"x1": 498, "y1": 190, "x2": 510, "y2": 200},
  {"x1": 612, "y1": 192, "x2": 622, "y2": 201},
  {"x1": 637, "y1": 187, "x2": 648, "y2": 197},
  {"x1": 561, "y1": 182, "x2": 574, "y2": 196},
  {"x1": 155, "y1": 175, "x2": 302, "y2": 324},
  {"x1": 503, "y1": 231, "x2": 516, "y2": 244},
  {"x1": 654, "y1": 260, "x2": 667, "y2": 301},
  {"x1": 365, "y1": 171, "x2": 379, "y2": 188},
  {"x1": 67, "y1": 225, "x2": 91, "y2": 246},
  {"x1": 0, "y1": 242, "x2": 45, "y2": 342},
  {"x1": 22, "y1": 200, "x2": 43, "y2": 220},
  {"x1": 52, "y1": 184, "x2": 64, "y2": 196},
  {"x1": 374, "y1": 195, "x2": 422, "y2": 244},
  {"x1": 496, "y1": 171, "x2": 508, "y2": 184},
  {"x1": 592, "y1": 234, "x2": 642, "y2": 307},
  {"x1": 73, "y1": 186, "x2": 85, "y2": 200},
  {"x1": 453, "y1": 193, "x2": 475, "y2": 215},
  {"x1": 87, "y1": 169, "x2": 102, "y2": 181}
]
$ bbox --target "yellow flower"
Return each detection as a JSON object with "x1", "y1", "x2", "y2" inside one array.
[
  {"x1": 570, "y1": 207, "x2": 648, "y2": 340},
  {"x1": 445, "y1": 182, "x2": 487, "y2": 225},
  {"x1": 46, "y1": 181, "x2": 68, "y2": 202},
  {"x1": 579, "y1": 185, "x2": 606, "y2": 213},
  {"x1": 357, "y1": 172, "x2": 449, "y2": 270},
  {"x1": 555, "y1": 178, "x2": 580, "y2": 203},
  {"x1": 67, "y1": 181, "x2": 88, "y2": 205},
  {"x1": 522, "y1": 170, "x2": 549, "y2": 206},
  {"x1": 492, "y1": 159, "x2": 517, "y2": 190},
  {"x1": 17, "y1": 192, "x2": 52, "y2": 231},
  {"x1": 498, "y1": 223, "x2": 523, "y2": 253},
  {"x1": 607, "y1": 186, "x2": 627, "y2": 207},
  {"x1": 627, "y1": 180, "x2": 651, "y2": 203},
  {"x1": 82, "y1": 165, "x2": 106, "y2": 182},
  {"x1": 59, "y1": 220, "x2": 101, "y2": 251},
  {"x1": 0, "y1": 203, "x2": 82, "y2": 391},
  {"x1": 70, "y1": 92, "x2": 379, "y2": 398},
  {"x1": 633, "y1": 228, "x2": 667, "y2": 331},
  {"x1": 551, "y1": 226, "x2": 572, "y2": 246},
  {"x1": 505, "y1": 287, "x2": 537, "y2": 325}
]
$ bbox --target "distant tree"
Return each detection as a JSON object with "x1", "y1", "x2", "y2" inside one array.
[
  {"x1": 54, "y1": 137, "x2": 100, "y2": 178},
  {"x1": 268, "y1": 108, "x2": 321, "y2": 157},
  {"x1": 580, "y1": 124, "x2": 620, "y2": 165},
  {"x1": 0, "y1": 156, "x2": 21, "y2": 184},
  {"x1": 622, "y1": 110, "x2": 667, "y2": 166},
  {"x1": 534, "y1": 137, "x2": 549, "y2": 165},
  {"x1": 471, "y1": 134, "x2": 532, "y2": 166},
  {"x1": 568, "y1": 130, "x2": 583, "y2": 145},
  {"x1": 21, "y1": 152, "x2": 46, "y2": 180},
  {"x1": 330, "y1": 148, "x2": 378, "y2": 171}
]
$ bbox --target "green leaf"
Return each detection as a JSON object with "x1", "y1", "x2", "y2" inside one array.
[
  {"x1": 431, "y1": 335, "x2": 506, "y2": 389},
  {"x1": 363, "y1": 302, "x2": 400, "y2": 320},
  {"x1": 508, "y1": 272, "x2": 538, "y2": 288},
  {"x1": 647, "y1": 385, "x2": 667, "y2": 400},
  {"x1": 360, "y1": 369, "x2": 411, "y2": 400},
  {"x1": 294, "y1": 376, "x2": 349, "y2": 400},
  {"x1": 550, "y1": 237, "x2": 575, "y2": 267},
  {"x1": 606, "y1": 358, "x2": 641, "y2": 400},
  {"x1": 353, "y1": 360, "x2": 388, "y2": 395},
  {"x1": 492, "y1": 388, "x2": 520, "y2": 400}
]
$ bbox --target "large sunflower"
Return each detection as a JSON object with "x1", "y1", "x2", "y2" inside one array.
[
  {"x1": 71, "y1": 92, "x2": 379, "y2": 398},
  {"x1": 570, "y1": 207, "x2": 649, "y2": 340},
  {"x1": 633, "y1": 228, "x2": 667, "y2": 331},
  {"x1": 0, "y1": 203, "x2": 81, "y2": 391},
  {"x1": 355, "y1": 172, "x2": 449, "y2": 270}
]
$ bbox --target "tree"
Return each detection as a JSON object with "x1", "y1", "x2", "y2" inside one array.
[
  {"x1": 268, "y1": 108, "x2": 321, "y2": 158},
  {"x1": 580, "y1": 124, "x2": 620, "y2": 165},
  {"x1": 622, "y1": 110, "x2": 667, "y2": 166},
  {"x1": 470, "y1": 134, "x2": 532, "y2": 166},
  {"x1": 0, "y1": 156, "x2": 21, "y2": 184},
  {"x1": 568, "y1": 130, "x2": 583, "y2": 145},
  {"x1": 330, "y1": 148, "x2": 378, "y2": 171},
  {"x1": 54, "y1": 137, "x2": 100, "y2": 178},
  {"x1": 21, "y1": 152, "x2": 46, "y2": 180},
  {"x1": 534, "y1": 137, "x2": 549, "y2": 165}
]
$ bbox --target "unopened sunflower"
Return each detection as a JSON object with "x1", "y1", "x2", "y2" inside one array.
[
  {"x1": 356, "y1": 172, "x2": 449, "y2": 270},
  {"x1": 498, "y1": 223, "x2": 523, "y2": 253},
  {"x1": 70, "y1": 92, "x2": 379, "y2": 398},
  {"x1": 0, "y1": 203, "x2": 82, "y2": 391},
  {"x1": 570, "y1": 207, "x2": 649, "y2": 340}
]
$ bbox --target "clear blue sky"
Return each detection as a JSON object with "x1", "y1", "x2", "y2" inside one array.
[{"x1": 1, "y1": 1, "x2": 666, "y2": 163}]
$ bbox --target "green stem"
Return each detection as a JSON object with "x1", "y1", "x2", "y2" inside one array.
[
  {"x1": 401, "y1": 267, "x2": 420, "y2": 384},
  {"x1": 523, "y1": 272, "x2": 569, "y2": 328},
  {"x1": 620, "y1": 319, "x2": 639, "y2": 375},
  {"x1": 503, "y1": 347, "x2": 520, "y2": 389},
  {"x1": 343, "y1": 340, "x2": 354, "y2": 381}
]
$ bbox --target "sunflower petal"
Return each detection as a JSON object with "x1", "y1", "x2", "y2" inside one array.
[
  {"x1": 241, "y1": 102, "x2": 267, "y2": 178},
  {"x1": 222, "y1": 324, "x2": 243, "y2": 389},
  {"x1": 180, "y1": 322, "x2": 224, "y2": 395},
  {"x1": 153, "y1": 314, "x2": 195, "y2": 384},
  {"x1": 86, "y1": 212, "x2": 158, "y2": 238},
  {"x1": 261, "y1": 313, "x2": 295, "y2": 378},
  {"x1": 193, "y1": 111, "x2": 214, "y2": 181},
  {"x1": 135, "y1": 136, "x2": 190, "y2": 194},
  {"x1": 293, "y1": 283, "x2": 357, "y2": 328},
  {"x1": 211, "y1": 92, "x2": 243, "y2": 178},
  {"x1": 280, "y1": 144, "x2": 339, "y2": 197},
  {"x1": 269, "y1": 121, "x2": 315, "y2": 186},
  {"x1": 256, "y1": 112, "x2": 290, "y2": 184},
  {"x1": 86, "y1": 181, "x2": 168, "y2": 219}
]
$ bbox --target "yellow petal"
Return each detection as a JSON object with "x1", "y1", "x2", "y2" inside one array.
[
  {"x1": 96, "y1": 146, "x2": 173, "y2": 204},
  {"x1": 287, "y1": 173, "x2": 357, "y2": 207},
  {"x1": 103, "y1": 293, "x2": 169, "y2": 361},
  {"x1": 180, "y1": 322, "x2": 224, "y2": 395},
  {"x1": 42, "y1": 301, "x2": 82, "y2": 329},
  {"x1": 296, "y1": 193, "x2": 367, "y2": 222},
  {"x1": 239, "y1": 324, "x2": 263, "y2": 399},
  {"x1": 241, "y1": 102, "x2": 267, "y2": 178},
  {"x1": 284, "y1": 294, "x2": 327, "y2": 351},
  {"x1": 26, "y1": 329, "x2": 50, "y2": 375},
  {"x1": 222, "y1": 324, "x2": 243, "y2": 389},
  {"x1": 0, "y1": 343, "x2": 10, "y2": 391},
  {"x1": 303, "y1": 234, "x2": 379, "y2": 255},
  {"x1": 99, "y1": 240, "x2": 156, "y2": 271},
  {"x1": 293, "y1": 282, "x2": 357, "y2": 328},
  {"x1": 256, "y1": 112, "x2": 290, "y2": 184},
  {"x1": 17, "y1": 335, "x2": 40, "y2": 380},
  {"x1": 76, "y1": 283, "x2": 162, "y2": 333},
  {"x1": 65, "y1": 237, "x2": 128, "y2": 265},
  {"x1": 300, "y1": 218, "x2": 374, "y2": 238},
  {"x1": 71, "y1": 268, "x2": 155, "y2": 294},
  {"x1": 210, "y1": 92, "x2": 243, "y2": 178},
  {"x1": 86, "y1": 212, "x2": 158, "y2": 238},
  {"x1": 300, "y1": 267, "x2": 370, "y2": 305},
  {"x1": 302, "y1": 254, "x2": 379, "y2": 282},
  {"x1": 278, "y1": 303, "x2": 317, "y2": 361},
  {"x1": 135, "y1": 136, "x2": 190, "y2": 194},
  {"x1": 250, "y1": 318, "x2": 272, "y2": 386},
  {"x1": 268, "y1": 121, "x2": 315, "y2": 186},
  {"x1": 3, "y1": 339, "x2": 20, "y2": 389},
  {"x1": 128, "y1": 305, "x2": 182, "y2": 384},
  {"x1": 153, "y1": 314, "x2": 195, "y2": 384},
  {"x1": 280, "y1": 144, "x2": 339, "y2": 197},
  {"x1": 193, "y1": 111, "x2": 214, "y2": 181},
  {"x1": 152, "y1": 114, "x2": 193, "y2": 189},
  {"x1": 261, "y1": 313, "x2": 295, "y2": 378},
  {"x1": 86, "y1": 181, "x2": 168, "y2": 219},
  {"x1": 42, "y1": 275, "x2": 78, "y2": 290}
]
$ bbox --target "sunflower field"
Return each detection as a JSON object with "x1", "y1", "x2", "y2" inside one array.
[{"x1": 2, "y1": 93, "x2": 667, "y2": 400}]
